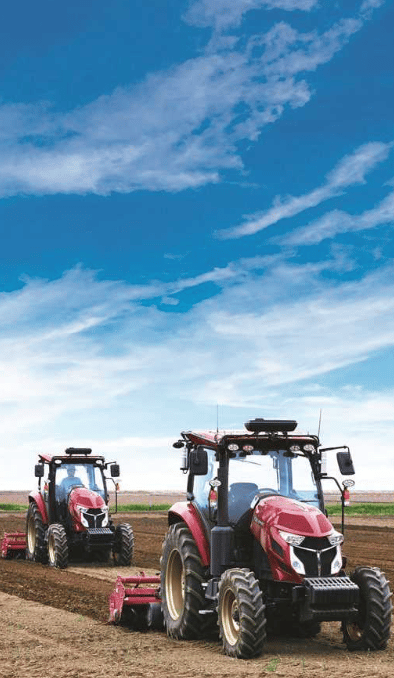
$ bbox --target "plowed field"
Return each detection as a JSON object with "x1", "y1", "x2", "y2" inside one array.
[{"x1": 1, "y1": 510, "x2": 393, "y2": 678}]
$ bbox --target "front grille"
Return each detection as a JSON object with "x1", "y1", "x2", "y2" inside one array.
[
  {"x1": 294, "y1": 538, "x2": 336, "y2": 577},
  {"x1": 81, "y1": 508, "x2": 106, "y2": 528}
]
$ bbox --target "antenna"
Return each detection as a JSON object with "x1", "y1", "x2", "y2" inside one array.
[
  {"x1": 317, "y1": 409, "x2": 322, "y2": 438},
  {"x1": 216, "y1": 404, "x2": 219, "y2": 433}
]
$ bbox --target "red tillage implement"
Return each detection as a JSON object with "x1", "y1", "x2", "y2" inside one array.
[
  {"x1": 1, "y1": 532, "x2": 27, "y2": 559},
  {"x1": 109, "y1": 572, "x2": 161, "y2": 627}
]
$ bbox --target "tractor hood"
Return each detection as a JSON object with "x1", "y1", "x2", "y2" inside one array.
[
  {"x1": 68, "y1": 487, "x2": 106, "y2": 510},
  {"x1": 68, "y1": 488, "x2": 108, "y2": 532},
  {"x1": 250, "y1": 495, "x2": 340, "y2": 583},
  {"x1": 251, "y1": 495, "x2": 333, "y2": 538}
]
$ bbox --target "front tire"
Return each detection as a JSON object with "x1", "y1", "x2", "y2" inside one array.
[
  {"x1": 47, "y1": 523, "x2": 68, "y2": 569},
  {"x1": 113, "y1": 523, "x2": 134, "y2": 566},
  {"x1": 343, "y1": 567, "x2": 392, "y2": 651},
  {"x1": 26, "y1": 502, "x2": 47, "y2": 563},
  {"x1": 161, "y1": 523, "x2": 208, "y2": 640},
  {"x1": 218, "y1": 568, "x2": 266, "y2": 659}
]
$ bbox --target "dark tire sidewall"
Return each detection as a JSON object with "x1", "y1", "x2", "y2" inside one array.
[
  {"x1": 112, "y1": 523, "x2": 134, "y2": 566},
  {"x1": 218, "y1": 568, "x2": 266, "y2": 659},
  {"x1": 161, "y1": 523, "x2": 207, "y2": 640},
  {"x1": 26, "y1": 503, "x2": 47, "y2": 563},
  {"x1": 343, "y1": 566, "x2": 392, "y2": 651},
  {"x1": 47, "y1": 523, "x2": 68, "y2": 569}
]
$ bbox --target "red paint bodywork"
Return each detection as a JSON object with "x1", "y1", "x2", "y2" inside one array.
[
  {"x1": 29, "y1": 491, "x2": 49, "y2": 524},
  {"x1": 68, "y1": 487, "x2": 106, "y2": 531},
  {"x1": 169, "y1": 495, "x2": 337, "y2": 583},
  {"x1": 168, "y1": 501, "x2": 210, "y2": 567},
  {"x1": 109, "y1": 573, "x2": 161, "y2": 623},
  {"x1": 1, "y1": 532, "x2": 27, "y2": 558},
  {"x1": 250, "y1": 495, "x2": 334, "y2": 583}
]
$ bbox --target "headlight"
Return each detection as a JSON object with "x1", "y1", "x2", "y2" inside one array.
[
  {"x1": 289, "y1": 547, "x2": 306, "y2": 575},
  {"x1": 77, "y1": 505, "x2": 89, "y2": 527},
  {"x1": 101, "y1": 506, "x2": 109, "y2": 527},
  {"x1": 328, "y1": 530, "x2": 344, "y2": 546},
  {"x1": 278, "y1": 530, "x2": 305, "y2": 546}
]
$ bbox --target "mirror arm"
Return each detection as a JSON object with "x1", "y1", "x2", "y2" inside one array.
[{"x1": 319, "y1": 474, "x2": 346, "y2": 535}]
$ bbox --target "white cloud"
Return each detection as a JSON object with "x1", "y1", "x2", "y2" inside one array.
[
  {"x1": 0, "y1": 5, "x2": 379, "y2": 197},
  {"x1": 184, "y1": 0, "x2": 318, "y2": 31},
  {"x1": 2, "y1": 259, "x2": 394, "y2": 489},
  {"x1": 285, "y1": 186, "x2": 394, "y2": 246},
  {"x1": 218, "y1": 141, "x2": 393, "y2": 239}
]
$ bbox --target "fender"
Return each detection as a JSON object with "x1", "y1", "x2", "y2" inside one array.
[
  {"x1": 168, "y1": 501, "x2": 210, "y2": 567},
  {"x1": 28, "y1": 492, "x2": 49, "y2": 525}
]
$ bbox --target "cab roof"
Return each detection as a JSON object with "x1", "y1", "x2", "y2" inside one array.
[
  {"x1": 38, "y1": 453, "x2": 105, "y2": 464},
  {"x1": 180, "y1": 429, "x2": 319, "y2": 453}
]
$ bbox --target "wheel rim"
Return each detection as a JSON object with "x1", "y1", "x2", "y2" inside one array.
[
  {"x1": 27, "y1": 513, "x2": 36, "y2": 554},
  {"x1": 346, "y1": 621, "x2": 363, "y2": 642},
  {"x1": 166, "y1": 548, "x2": 184, "y2": 620},
  {"x1": 48, "y1": 533, "x2": 56, "y2": 565},
  {"x1": 346, "y1": 597, "x2": 366, "y2": 642},
  {"x1": 221, "y1": 588, "x2": 240, "y2": 646}
]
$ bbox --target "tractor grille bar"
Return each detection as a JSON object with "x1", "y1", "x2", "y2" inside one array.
[
  {"x1": 81, "y1": 509, "x2": 107, "y2": 528},
  {"x1": 294, "y1": 537, "x2": 336, "y2": 577}
]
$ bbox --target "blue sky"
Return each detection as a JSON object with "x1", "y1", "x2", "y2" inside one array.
[{"x1": 1, "y1": 0, "x2": 394, "y2": 491}]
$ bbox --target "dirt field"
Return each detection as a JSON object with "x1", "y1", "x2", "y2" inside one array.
[{"x1": 1, "y1": 509, "x2": 394, "y2": 678}]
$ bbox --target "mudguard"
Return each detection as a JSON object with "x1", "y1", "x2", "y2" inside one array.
[
  {"x1": 28, "y1": 492, "x2": 49, "y2": 525},
  {"x1": 168, "y1": 501, "x2": 210, "y2": 566}
]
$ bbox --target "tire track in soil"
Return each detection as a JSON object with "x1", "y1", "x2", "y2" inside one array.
[{"x1": 0, "y1": 512, "x2": 167, "y2": 622}]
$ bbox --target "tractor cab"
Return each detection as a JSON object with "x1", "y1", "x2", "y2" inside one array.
[
  {"x1": 193, "y1": 445, "x2": 321, "y2": 530},
  {"x1": 54, "y1": 460, "x2": 106, "y2": 503},
  {"x1": 35, "y1": 448, "x2": 112, "y2": 525}
]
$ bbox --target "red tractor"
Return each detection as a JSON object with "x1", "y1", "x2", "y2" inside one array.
[
  {"x1": 158, "y1": 419, "x2": 392, "y2": 658},
  {"x1": 25, "y1": 447, "x2": 134, "y2": 568}
]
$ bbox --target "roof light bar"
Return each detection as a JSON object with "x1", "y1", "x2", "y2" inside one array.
[
  {"x1": 244, "y1": 419, "x2": 298, "y2": 434},
  {"x1": 65, "y1": 447, "x2": 92, "y2": 455}
]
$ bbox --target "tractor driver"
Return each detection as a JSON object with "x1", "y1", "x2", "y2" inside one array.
[{"x1": 58, "y1": 464, "x2": 84, "y2": 499}]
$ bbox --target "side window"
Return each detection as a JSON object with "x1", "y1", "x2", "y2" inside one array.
[{"x1": 193, "y1": 449, "x2": 218, "y2": 522}]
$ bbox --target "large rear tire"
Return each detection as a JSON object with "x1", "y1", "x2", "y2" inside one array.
[
  {"x1": 26, "y1": 502, "x2": 47, "y2": 563},
  {"x1": 218, "y1": 568, "x2": 266, "y2": 658},
  {"x1": 343, "y1": 567, "x2": 392, "y2": 651},
  {"x1": 47, "y1": 523, "x2": 68, "y2": 569},
  {"x1": 161, "y1": 523, "x2": 209, "y2": 640},
  {"x1": 113, "y1": 523, "x2": 134, "y2": 566}
]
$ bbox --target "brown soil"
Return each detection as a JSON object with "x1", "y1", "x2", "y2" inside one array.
[{"x1": 0, "y1": 510, "x2": 393, "y2": 678}]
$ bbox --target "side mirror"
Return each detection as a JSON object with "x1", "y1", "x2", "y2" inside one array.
[
  {"x1": 337, "y1": 450, "x2": 355, "y2": 475},
  {"x1": 110, "y1": 464, "x2": 120, "y2": 477},
  {"x1": 173, "y1": 440, "x2": 184, "y2": 449},
  {"x1": 35, "y1": 464, "x2": 44, "y2": 478},
  {"x1": 189, "y1": 447, "x2": 208, "y2": 476}
]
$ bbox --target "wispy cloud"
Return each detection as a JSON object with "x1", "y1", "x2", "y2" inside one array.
[
  {"x1": 184, "y1": 0, "x2": 319, "y2": 31},
  {"x1": 2, "y1": 258, "x2": 394, "y2": 488},
  {"x1": 217, "y1": 141, "x2": 393, "y2": 239},
  {"x1": 284, "y1": 188, "x2": 394, "y2": 246},
  {"x1": 0, "y1": 3, "x2": 380, "y2": 198}
]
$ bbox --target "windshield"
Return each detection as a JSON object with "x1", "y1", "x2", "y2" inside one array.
[
  {"x1": 194, "y1": 448, "x2": 319, "y2": 525},
  {"x1": 55, "y1": 462, "x2": 105, "y2": 501}
]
